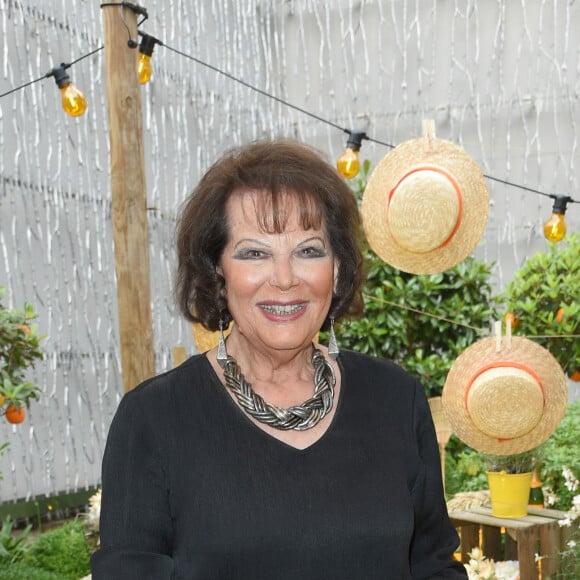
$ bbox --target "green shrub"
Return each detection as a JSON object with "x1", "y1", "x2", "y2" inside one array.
[
  {"x1": 0, "y1": 561, "x2": 63, "y2": 580},
  {"x1": 499, "y1": 233, "x2": 580, "y2": 378},
  {"x1": 0, "y1": 516, "x2": 31, "y2": 565},
  {"x1": 540, "y1": 400, "x2": 580, "y2": 511},
  {"x1": 444, "y1": 440, "x2": 488, "y2": 497},
  {"x1": 337, "y1": 253, "x2": 497, "y2": 397},
  {"x1": 21, "y1": 520, "x2": 90, "y2": 579}
]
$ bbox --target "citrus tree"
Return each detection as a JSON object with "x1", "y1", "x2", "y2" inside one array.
[
  {"x1": 499, "y1": 233, "x2": 580, "y2": 380},
  {"x1": 0, "y1": 286, "x2": 44, "y2": 425}
]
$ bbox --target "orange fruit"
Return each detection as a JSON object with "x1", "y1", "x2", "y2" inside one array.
[
  {"x1": 504, "y1": 312, "x2": 518, "y2": 330},
  {"x1": 556, "y1": 307, "x2": 565, "y2": 324},
  {"x1": 5, "y1": 405, "x2": 25, "y2": 424},
  {"x1": 570, "y1": 370, "x2": 580, "y2": 382}
]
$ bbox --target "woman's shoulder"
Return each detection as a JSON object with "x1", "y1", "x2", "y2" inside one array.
[
  {"x1": 339, "y1": 349, "x2": 416, "y2": 384},
  {"x1": 124, "y1": 353, "x2": 213, "y2": 403}
]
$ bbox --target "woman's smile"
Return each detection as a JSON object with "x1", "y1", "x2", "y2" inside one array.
[{"x1": 259, "y1": 301, "x2": 307, "y2": 319}]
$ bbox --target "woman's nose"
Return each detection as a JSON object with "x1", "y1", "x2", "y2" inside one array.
[{"x1": 269, "y1": 257, "x2": 298, "y2": 291}]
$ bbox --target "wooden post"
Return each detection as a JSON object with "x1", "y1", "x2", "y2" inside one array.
[{"x1": 101, "y1": 4, "x2": 155, "y2": 392}]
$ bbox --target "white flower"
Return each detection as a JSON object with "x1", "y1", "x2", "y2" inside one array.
[
  {"x1": 87, "y1": 488, "x2": 102, "y2": 531},
  {"x1": 494, "y1": 560, "x2": 520, "y2": 580},
  {"x1": 558, "y1": 517, "x2": 572, "y2": 527},
  {"x1": 562, "y1": 467, "x2": 579, "y2": 492},
  {"x1": 567, "y1": 540, "x2": 577, "y2": 549},
  {"x1": 464, "y1": 548, "x2": 497, "y2": 579},
  {"x1": 544, "y1": 490, "x2": 557, "y2": 506}
]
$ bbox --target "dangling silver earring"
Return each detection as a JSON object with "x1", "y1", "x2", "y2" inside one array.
[
  {"x1": 328, "y1": 318, "x2": 339, "y2": 360},
  {"x1": 217, "y1": 317, "x2": 229, "y2": 368}
]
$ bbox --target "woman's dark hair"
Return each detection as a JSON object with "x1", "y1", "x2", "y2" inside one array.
[{"x1": 175, "y1": 139, "x2": 364, "y2": 331}]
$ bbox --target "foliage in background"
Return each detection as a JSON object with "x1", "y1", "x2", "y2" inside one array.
[
  {"x1": 0, "y1": 286, "x2": 44, "y2": 413},
  {"x1": 329, "y1": 160, "x2": 498, "y2": 397},
  {"x1": 552, "y1": 498, "x2": 580, "y2": 580},
  {"x1": 21, "y1": 521, "x2": 90, "y2": 579},
  {"x1": 338, "y1": 253, "x2": 497, "y2": 397},
  {"x1": 482, "y1": 448, "x2": 539, "y2": 474},
  {"x1": 0, "y1": 516, "x2": 31, "y2": 566},
  {"x1": 0, "y1": 520, "x2": 91, "y2": 580},
  {"x1": 499, "y1": 233, "x2": 580, "y2": 378},
  {"x1": 541, "y1": 400, "x2": 580, "y2": 511},
  {"x1": 444, "y1": 441, "x2": 488, "y2": 497}
]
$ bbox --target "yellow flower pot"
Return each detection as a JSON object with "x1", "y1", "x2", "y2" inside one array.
[{"x1": 487, "y1": 470, "x2": 532, "y2": 518}]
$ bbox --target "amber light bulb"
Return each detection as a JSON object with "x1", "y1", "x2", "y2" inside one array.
[
  {"x1": 544, "y1": 212, "x2": 566, "y2": 243},
  {"x1": 337, "y1": 131, "x2": 367, "y2": 179},
  {"x1": 51, "y1": 64, "x2": 87, "y2": 117},
  {"x1": 138, "y1": 34, "x2": 158, "y2": 84},
  {"x1": 337, "y1": 147, "x2": 360, "y2": 179},
  {"x1": 544, "y1": 195, "x2": 571, "y2": 243},
  {"x1": 138, "y1": 53, "x2": 152, "y2": 84}
]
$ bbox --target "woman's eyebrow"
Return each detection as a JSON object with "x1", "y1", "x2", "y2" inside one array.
[
  {"x1": 298, "y1": 236, "x2": 327, "y2": 246},
  {"x1": 232, "y1": 238, "x2": 270, "y2": 251}
]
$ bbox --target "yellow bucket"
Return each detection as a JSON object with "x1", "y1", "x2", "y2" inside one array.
[{"x1": 487, "y1": 471, "x2": 532, "y2": 518}]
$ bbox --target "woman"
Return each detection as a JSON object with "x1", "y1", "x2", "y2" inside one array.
[{"x1": 92, "y1": 139, "x2": 466, "y2": 579}]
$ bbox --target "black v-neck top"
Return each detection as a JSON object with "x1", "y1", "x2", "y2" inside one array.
[{"x1": 91, "y1": 350, "x2": 466, "y2": 579}]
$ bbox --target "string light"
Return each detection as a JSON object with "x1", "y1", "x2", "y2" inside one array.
[
  {"x1": 336, "y1": 130, "x2": 367, "y2": 179},
  {"x1": 49, "y1": 64, "x2": 87, "y2": 117},
  {"x1": 137, "y1": 33, "x2": 161, "y2": 84},
  {"x1": 544, "y1": 195, "x2": 572, "y2": 243},
  {"x1": 0, "y1": 32, "x2": 577, "y2": 235}
]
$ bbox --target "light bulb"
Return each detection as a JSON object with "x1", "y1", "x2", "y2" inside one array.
[
  {"x1": 337, "y1": 147, "x2": 360, "y2": 179},
  {"x1": 138, "y1": 53, "x2": 152, "y2": 84},
  {"x1": 50, "y1": 64, "x2": 87, "y2": 117},
  {"x1": 137, "y1": 34, "x2": 158, "y2": 85},
  {"x1": 543, "y1": 195, "x2": 571, "y2": 243},
  {"x1": 59, "y1": 82, "x2": 87, "y2": 117},
  {"x1": 336, "y1": 130, "x2": 367, "y2": 179},
  {"x1": 543, "y1": 212, "x2": 566, "y2": 243}
]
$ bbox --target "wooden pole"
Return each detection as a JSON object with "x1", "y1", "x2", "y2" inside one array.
[{"x1": 101, "y1": 4, "x2": 155, "y2": 392}]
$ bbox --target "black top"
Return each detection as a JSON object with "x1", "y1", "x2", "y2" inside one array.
[{"x1": 91, "y1": 350, "x2": 466, "y2": 579}]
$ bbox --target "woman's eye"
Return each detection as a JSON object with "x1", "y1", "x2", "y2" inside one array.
[
  {"x1": 298, "y1": 246, "x2": 326, "y2": 258},
  {"x1": 236, "y1": 249, "x2": 267, "y2": 259}
]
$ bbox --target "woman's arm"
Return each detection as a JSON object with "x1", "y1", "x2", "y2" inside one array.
[
  {"x1": 91, "y1": 389, "x2": 175, "y2": 579},
  {"x1": 409, "y1": 381, "x2": 467, "y2": 579}
]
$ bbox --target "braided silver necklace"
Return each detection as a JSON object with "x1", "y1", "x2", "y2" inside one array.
[{"x1": 218, "y1": 347, "x2": 336, "y2": 431}]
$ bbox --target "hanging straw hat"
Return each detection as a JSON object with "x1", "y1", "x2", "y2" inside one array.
[
  {"x1": 442, "y1": 334, "x2": 568, "y2": 455},
  {"x1": 361, "y1": 120, "x2": 489, "y2": 274}
]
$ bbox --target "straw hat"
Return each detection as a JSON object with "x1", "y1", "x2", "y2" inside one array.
[
  {"x1": 361, "y1": 122, "x2": 489, "y2": 274},
  {"x1": 442, "y1": 336, "x2": 568, "y2": 455}
]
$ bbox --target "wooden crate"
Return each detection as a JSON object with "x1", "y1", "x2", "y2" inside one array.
[{"x1": 450, "y1": 506, "x2": 570, "y2": 578}]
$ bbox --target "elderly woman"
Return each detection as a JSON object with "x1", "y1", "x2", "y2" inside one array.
[{"x1": 92, "y1": 140, "x2": 466, "y2": 579}]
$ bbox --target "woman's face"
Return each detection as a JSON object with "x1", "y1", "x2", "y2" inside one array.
[{"x1": 219, "y1": 190, "x2": 337, "y2": 355}]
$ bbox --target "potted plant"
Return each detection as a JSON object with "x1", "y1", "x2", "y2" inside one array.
[{"x1": 483, "y1": 448, "x2": 539, "y2": 518}]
